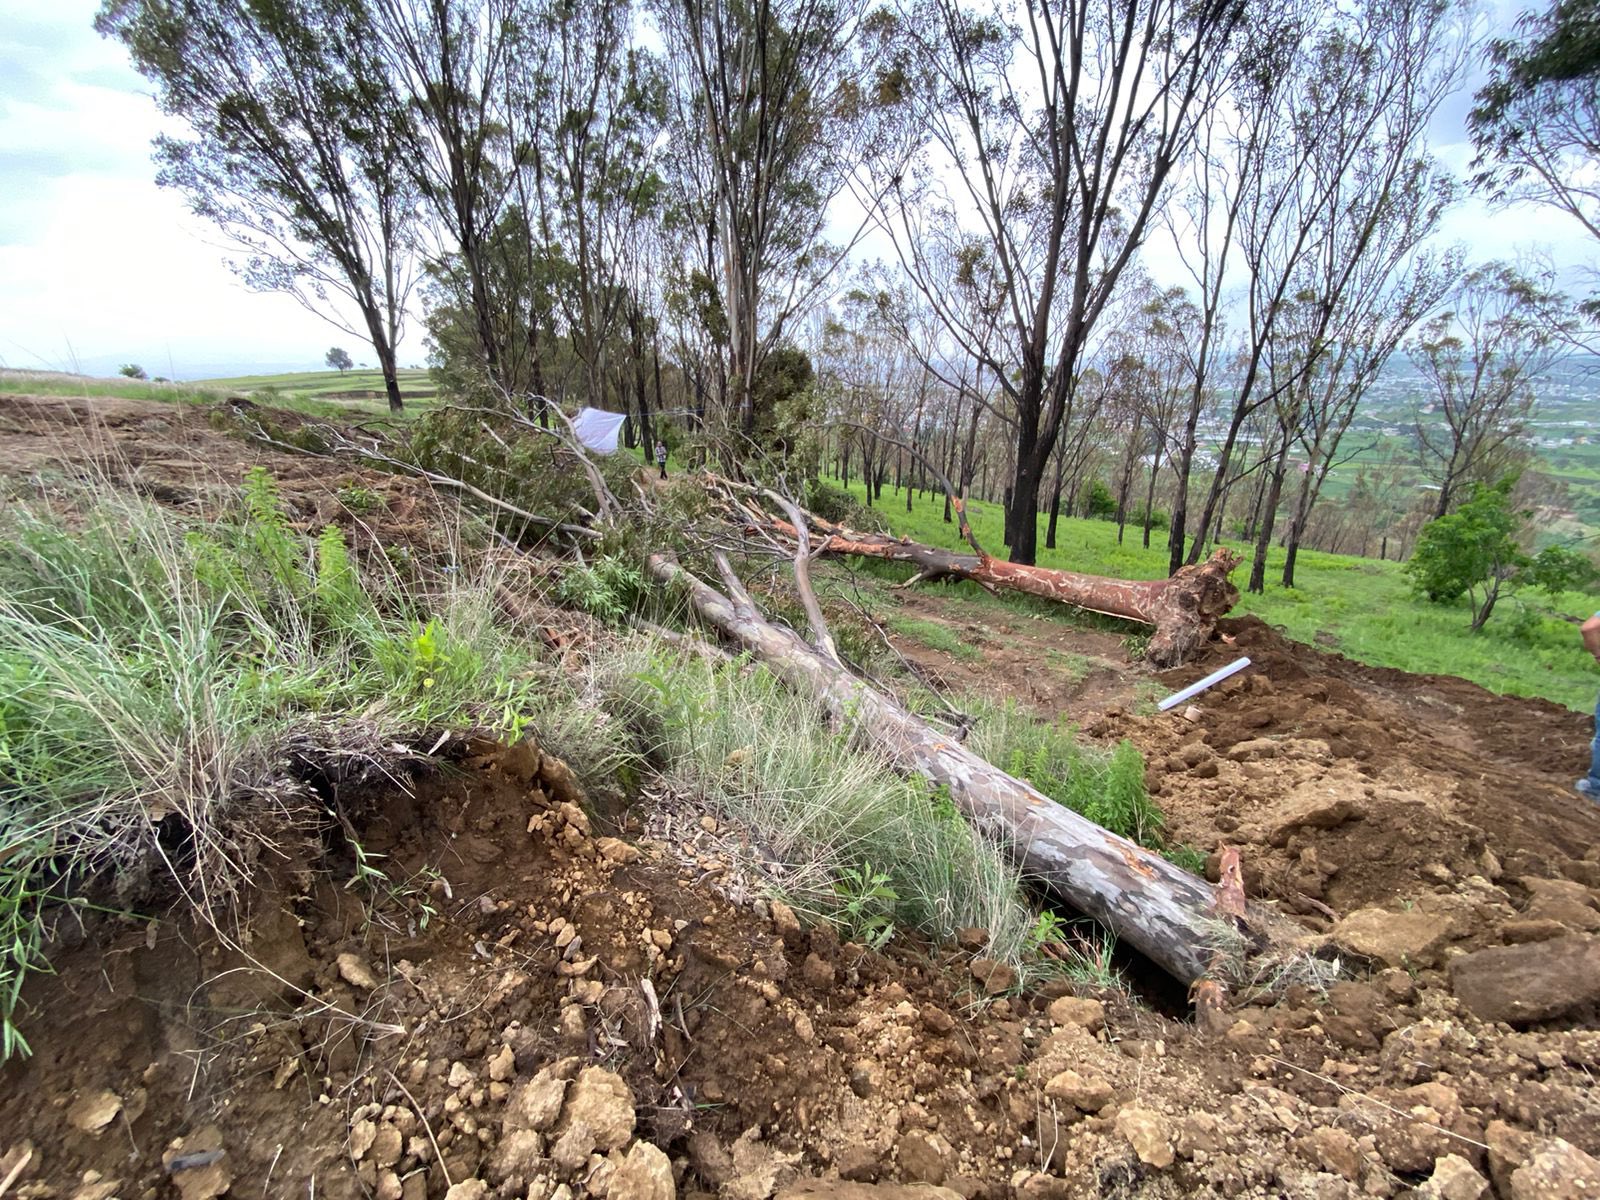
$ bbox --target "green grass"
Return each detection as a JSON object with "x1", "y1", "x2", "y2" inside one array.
[
  {"x1": 0, "y1": 367, "x2": 441, "y2": 422},
  {"x1": 0, "y1": 468, "x2": 595, "y2": 1059},
  {"x1": 0, "y1": 370, "x2": 227, "y2": 407},
  {"x1": 592, "y1": 644, "x2": 1047, "y2": 970},
  {"x1": 888, "y1": 615, "x2": 983, "y2": 662},
  {"x1": 832, "y1": 477, "x2": 1600, "y2": 712}
]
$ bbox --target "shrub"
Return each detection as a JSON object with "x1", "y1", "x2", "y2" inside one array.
[{"x1": 804, "y1": 478, "x2": 887, "y2": 532}]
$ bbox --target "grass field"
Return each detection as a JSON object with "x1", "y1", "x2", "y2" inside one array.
[
  {"x1": 0, "y1": 367, "x2": 439, "y2": 421},
  {"x1": 833, "y1": 478, "x2": 1600, "y2": 713}
]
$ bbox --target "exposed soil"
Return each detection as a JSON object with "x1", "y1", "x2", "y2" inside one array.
[{"x1": 3, "y1": 394, "x2": 1600, "y2": 1200}]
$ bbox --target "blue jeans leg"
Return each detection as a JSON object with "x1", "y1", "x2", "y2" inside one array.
[{"x1": 1590, "y1": 691, "x2": 1600, "y2": 789}]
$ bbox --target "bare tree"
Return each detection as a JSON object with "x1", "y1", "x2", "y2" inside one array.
[
  {"x1": 371, "y1": 0, "x2": 517, "y2": 393},
  {"x1": 98, "y1": 0, "x2": 420, "y2": 413},
  {"x1": 1471, "y1": 0, "x2": 1600, "y2": 319},
  {"x1": 656, "y1": 0, "x2": 900, "y2": 445},
  {"x1": 1408, "y1": 260, "x2": 1575, "y2": 518},
  {"x1": 515, "y1": 0, "x2": 666, "y2": 411},
  {"x1": 1180, "y1": 0, "x2": 1469, "y2": 574},
  {"x1": 882, "y1": 0, "x2": 1242, "y2": 565}
]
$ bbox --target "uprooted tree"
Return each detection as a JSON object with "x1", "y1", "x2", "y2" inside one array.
[
  {"x1": 236, "y1": 400, "x2": 1268, "y2": 995},
  {"x1": 721, "y1": 422, "x2": 1242, "y2": 667}
]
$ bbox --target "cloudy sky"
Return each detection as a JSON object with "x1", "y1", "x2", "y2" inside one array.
[{"x1": 0, "y1": 0, "x2": 1592, "y2": 381}]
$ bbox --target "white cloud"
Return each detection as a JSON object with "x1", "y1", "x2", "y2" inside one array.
[
  {"x1": 0, "y1": 0, "x2": 415, "y2": 378},
  {"x1": 0, "y1": 0, "x2": 1595, "y2": 381}
]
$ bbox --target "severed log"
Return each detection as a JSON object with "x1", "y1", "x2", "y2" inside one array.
[
  {"x1": 761, "y1": 513, "x2": 1241, "y2": 668},
  {"x1": 645, "y1": 549, "x2": 1256, "y2": 986}
]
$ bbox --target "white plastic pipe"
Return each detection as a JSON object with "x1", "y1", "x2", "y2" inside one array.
[{"x1": 1156, "y1": 656, "x2": 1252, "y2": 712}]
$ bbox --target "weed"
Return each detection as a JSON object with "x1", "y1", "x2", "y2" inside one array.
[
  {"x1": 968, "y1": 701, "x2": 1164, "y2": 849},
  {"x1": 1164, "y1": 843, "x2": 1209, "y2": 875},
  {"x1": 888, "y1": 616, "x2": 982, "y2": 662},
  {"x1": 833, "y1": 863, "x2": 899, "y2": 949},
  {"x1": 335, "y1": 484, "x2": 382, "y2": 514},
  {"x1": 556, "y1": 555, "x2": 648, "y2": 624}
]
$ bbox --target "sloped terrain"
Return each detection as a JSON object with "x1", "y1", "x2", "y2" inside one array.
[{"x1": 1, "y1": 394, "x2": 1598, "y2": 1200}]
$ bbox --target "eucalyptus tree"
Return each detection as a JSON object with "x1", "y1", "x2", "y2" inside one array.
[
  {"x1": 1471, "y1": 0, "x2": 1600, "y2": 316},
  {"x1": 1177, "y1": 0, "x2": 1469, "y2": 576},
  {"x1": 1408, "y1": 261, "x2": 1575, "y2": 519},
  {"x1": 655, "y1": 0, "x2": 903, "y2": 445},
  {"x1": 97, "y1": 0, "x2": 420, "y2": 412},
  {"x1": 369, "y1": 0, "x2": 518, "y2": 394},
  {"x1": 880, "y1": 0, "x2": 1244, "y2": 565},
  {"x1": 513, "y1": 0, "x2": 667, "y2": 412}
]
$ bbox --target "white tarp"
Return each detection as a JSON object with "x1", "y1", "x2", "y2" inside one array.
[{"x1": 571, "y1": 407, "x2": 628, "y2": 455}]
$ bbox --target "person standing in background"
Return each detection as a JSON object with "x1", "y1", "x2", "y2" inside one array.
[
  {"x1": 655, "y1": 439, "x2": 668, "y2": 480},
  {"x1": 1580, "y1": 612, "x2": 1600, "y2": 799}
]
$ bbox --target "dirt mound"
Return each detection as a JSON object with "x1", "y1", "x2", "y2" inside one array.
[
  {"x1": 1090, "y1": 616, "x2": 1600, "y2": 951},
  {"x1": 0, "y1": 392, "x2": 452, "y2": 556},
  {"x1": 7, "y1": 736, "x2": 1600, "y2": 1200},
  {"x1": 5, "y1": 398, "x2": 1600, "y2": 1199}
]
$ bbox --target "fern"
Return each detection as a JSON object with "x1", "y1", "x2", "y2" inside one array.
[
  {"x1": 241, "y1": 466, "x2": 306, "y2": 600},
  {"x1": 313, "y1": 525, "x2": 370, "y2": 628}
]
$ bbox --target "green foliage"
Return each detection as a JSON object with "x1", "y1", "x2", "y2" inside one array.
[
  {"x1": 118, "y1": 363, "x2": 147, "y2": 380},
  {"x1": 1523, "y1": 543, "x2": 1597, "y2": 594},
  {"x1": 1077, "y1": 477, "x2": 1116, "y2": 520},
  {"x1": 556, "y1": 555, "x2": 648, "y2": 624},
  {"x1": 968, "y1": 700, "x2": 1164, "y2": 849},
  {"x1": 402, "y1": 408, "x2": 636, "y2": 544},
  {"x1": 1405, "y1": 478, "x2": 1592, "y2": 630},
  {"x1": 313, "y1": 525, "x2": 369, "y2": 628},
  {"x1": 803, "y1": 478, "x2": 887, "y2": 532},
  {"x1": 325, "y1": 347, "x2": 353, "y2": 373},
  {"x1": 832, "y1": 863, "x2": 899, "y2": 950},
  {"x1": 336, "y1": 484, "x2": 382, "y2": 514},
  {"x1": 1164, "y1": 843, "x2": 1209, "y2": 876}
]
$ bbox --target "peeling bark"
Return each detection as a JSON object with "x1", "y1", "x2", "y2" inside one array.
[
  {"x1": 760, "y1": 515, "x2": 1240, "y2": 668},
  {"x1": 646, "y1": 551, "x2": 1253, "y2": 985}
]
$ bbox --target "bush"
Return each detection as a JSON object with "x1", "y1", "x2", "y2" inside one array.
[
  {"x1": 1407, "y1": 479, "x2": 1595, "y2": 629},
  {"x1": 803, "y1": 478, "x2": 887, "y2": 533},
  {"x1": 1078, "y1": 478, "x2": 1116, "y2": 521}
]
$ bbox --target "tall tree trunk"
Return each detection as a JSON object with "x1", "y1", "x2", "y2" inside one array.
[
  {"x1": 1045, "y1": 445, "x2": 1067, "y2": 551},
  {"x1": 1143, "y1": 448, "x2": 1163, "y2": 551},
  {"x1": 359, "y1": 302, "x2": 404, "y2": 415},
  {"x1": 1247, "y1": 448, "x2": 1291, "y2": 594},
  {"x1": 1280, "y1": 463, "x2": 1319, "y2": 589}
]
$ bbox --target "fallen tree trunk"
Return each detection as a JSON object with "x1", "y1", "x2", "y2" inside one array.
[
  {"x1": 646, "y1": 549, "x2": 1255, "y2": 986},
  {"x1": 759, "y1": 514, "x2": 1240, "y2": 667}
]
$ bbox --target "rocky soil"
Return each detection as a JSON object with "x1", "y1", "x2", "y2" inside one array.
[{"x1": 2, "y1": 394, "x2": 1599, "y2": 1200}]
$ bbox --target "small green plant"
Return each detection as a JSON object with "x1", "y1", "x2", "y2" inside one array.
[
  {"x1": 556, "y1": 555, "x2": 647, "y2": 623},
  {"x1": 834, "y1": 863, "x2": 899, "y2": 949},
  {"x1": 345, "y1": 840, "x2": 440, "y2": 935},
  {"x1": 1024, "y1": 909, "x2": 1071, "y2": 954},
  {"x1": 1121, "y1": 631, "x2": 1152, "y2": 661},
  {"x1": 1163, "y1": 843, "x2": 1208, "y2": 875},
  {"x1": 335, "y1": 484, "x2": 381, "y2": 514}
]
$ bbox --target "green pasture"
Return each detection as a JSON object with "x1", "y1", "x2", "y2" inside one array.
[{"x1": 830, "y1": 477, "x2": 1600, "y2": 714}]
